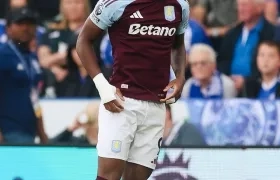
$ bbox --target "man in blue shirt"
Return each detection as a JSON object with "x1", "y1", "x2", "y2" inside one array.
[
  {"x1": 0, "y1": 0, "x2": 45, "y2": 49},
  {"x1": 218, "y1": 0, "x2": 278, "y2": 91},
  {"x1": 184, "y1": 19, "x2": 211, "y2": 53},
  {"x1": 0, "y1": 7, "x2": 47, "y2": 144}
]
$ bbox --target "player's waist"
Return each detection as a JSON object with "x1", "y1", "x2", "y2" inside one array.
[
  {"x1": 113, "y1": 84, "x2": 167, "y2": 103},
  {"x1": 110, "y1": 69, "x2": 169, "y2": 88}
]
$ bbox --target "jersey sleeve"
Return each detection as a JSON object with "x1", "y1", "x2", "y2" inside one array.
[
  {"x1": 176, "y1": 0, "x2": 190, "y2": 35},
  {"x1": 89, "y1": 0, "x2": 133, "y2": 30}
]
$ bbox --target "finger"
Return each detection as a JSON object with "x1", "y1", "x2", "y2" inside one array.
[
  {"x1": 104, "y1": 103, "x2": 113, "y2": 112},
  {"x1": 112, "y1": 100, "x2": 124, "y2": 111},
  {"x1": 107, "y1": 103, "x2": 120, "y2": 113},
  {"x1": 104, "y1": 101, "x2": 123, "y2": 113},
  {"x1": 160, "y1": 94, "x2": 175, "y2": 103},
  {"x1": 106, "y1": 102, "x2": 122, "y2": 113},
  {"x1": 116, "y1": 88, "x2": 125, "y2": 101},
  {"x1": 163, "y1": 83, "x2": 174, "y2": 92},
  {"x1": 110, "y1": 106, "x2": 120, "y2": 113},
  {"x1": 160, "y1": 88, "x2": 179, "y2": 102}
]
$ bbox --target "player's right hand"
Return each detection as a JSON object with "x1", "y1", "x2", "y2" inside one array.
[
  {"x1": 104, "y1": 88, "x2": 125, "y2": 113},
  {"x1": 93, "y1": 73, "x2": 125, "y2": 113}
]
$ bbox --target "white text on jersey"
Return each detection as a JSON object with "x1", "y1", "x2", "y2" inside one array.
[{"x1": 128, "y1": 24, "x2": 176, "y2": 36}]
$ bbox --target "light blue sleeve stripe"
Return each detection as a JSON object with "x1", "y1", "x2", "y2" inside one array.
[
  {"x1": 176, "y1": 0, "x2": 190, "y2": 35},
  {"x1": 89, "y1": 0, "x2": 135, "y2": 30}
]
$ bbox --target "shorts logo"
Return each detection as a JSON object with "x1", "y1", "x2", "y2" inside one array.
[
  {"x1": 164, "y1": 6, "x2": 175, "y2": 22},
  {"x1": 95, "y1": 3, "x2": 104, "y2": 16},
  {"x1": 111, "y1": 140, "x2": 122, "y2": 153}
]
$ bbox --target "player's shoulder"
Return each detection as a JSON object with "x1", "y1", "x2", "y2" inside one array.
[
  {"x1": 95, "y1": 0, "x2": 135, "y2": 13},
  {"x1": 92, "y1": 0, "x2": 136, "y2": 28}
]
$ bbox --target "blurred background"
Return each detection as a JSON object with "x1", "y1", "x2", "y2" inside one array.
[{"x1": 1, "y1": 0, "x2": 280, "y2": 179}]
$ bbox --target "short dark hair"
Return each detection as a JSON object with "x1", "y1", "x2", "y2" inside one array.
[{"x1": 258, "y1": 40, "x2": 280, "y2": 55}]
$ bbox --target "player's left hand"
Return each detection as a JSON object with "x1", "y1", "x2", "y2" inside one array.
[{"x1": 160, "y1": 77, "x2": 185, "y2": 104}]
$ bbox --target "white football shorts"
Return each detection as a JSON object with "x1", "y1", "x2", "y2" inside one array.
[{"x1": 97, "y1": 97, "x2": 166, "y2": 169}]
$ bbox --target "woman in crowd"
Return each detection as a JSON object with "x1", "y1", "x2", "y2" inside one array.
[
  {"x1": 41, "y1": 35, "x2": 99, "y2": 98},
  {"x1": 38, "y1": 0, "x2": 90, "y2": 69}
]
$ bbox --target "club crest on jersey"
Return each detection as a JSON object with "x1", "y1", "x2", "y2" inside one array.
[{"x1": 164, "y1": 6, "x2": 175, "y2": 22}]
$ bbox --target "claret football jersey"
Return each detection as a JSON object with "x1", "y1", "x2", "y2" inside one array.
[{"x1": 90, "y1": 0, "x2": 189, "y2": 102}]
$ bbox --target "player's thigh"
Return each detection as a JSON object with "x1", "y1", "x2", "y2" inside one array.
[
  {"x1": 97, "y1": 102, "x2": 137, "y2": 178},
  {"x1": 123, "y1": 162, "x2": 153, "y2": 180},
  {"x1": 127, "y1": 102, "x2": 166, "y2": 172}
]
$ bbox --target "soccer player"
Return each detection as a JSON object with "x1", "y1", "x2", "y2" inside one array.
[{"x1": 76, "y1": 0, "x2": 189, "y2": 179}]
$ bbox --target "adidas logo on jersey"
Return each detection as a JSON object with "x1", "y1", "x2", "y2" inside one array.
[
  {"x1": 128, "y1": 24, "x2": 176, "y2": 36},
  {"x1": 130, "y1": 11, "x2": 143, "y2": 18}
]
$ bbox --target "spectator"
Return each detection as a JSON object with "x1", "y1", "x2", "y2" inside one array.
[
  {"x1": 50, "y1": 101, "x2": 99, "y2": 145},
  {"x1": 184, "y1": 1, "x2": 211, "y2": 78},
  {"x1": 184, "y1": 1, "x2": 211, "y2": 53},
  {"x1": 29, "y1": 0, "x2": 97, "y2": 22},
  {"x1": 9, "y1": 0, "x2": 28, "y2": 8},
  {"x1": 41, "y1": 34, "x2": 99, "y2": 98},
  {"x1": 162, "y1": 104, "x2": 184, "y2": 146},
  {"x1": 163, "y1": 105, "x2": 206, "y2": 146},
  {"x1": 99, "y1": 31, "x2": 113, "y2": 80},
  {"x1": 240, "y1": 41, "x2": 280, "y2": 99},
  {"x1": 0, "y1": 7, "x2": 47, "y2": 144},
  {"x1": 0, "y1": 0, "x2": 45, "y2": 51},
  {"x1": 182, "y1": 44, "x2": 237, "y2": 99},
  {"x1": 185, "y1": 20, "x2": 211, "y2": 52},
  {"x1": 264, "y1": 0, "x2": 279, "y2": 24},
  {"x1": 38, "y1": 0, "x2": 90, "y2": 69},
  {"x1": 194, "y1": 0, "x2": 237, "y2": 51},
  {"x1": 218, "y1": 0, "x2": 279, "y2": 91}
]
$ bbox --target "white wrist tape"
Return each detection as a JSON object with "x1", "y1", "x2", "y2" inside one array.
[{"x1": 93, "y1": 73, "x2": 116, "y2": 104}]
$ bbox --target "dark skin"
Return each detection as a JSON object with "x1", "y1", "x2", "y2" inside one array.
[
  {"x1": 6, "y1": 20, "x2": 36, "y2": 45},
  {"x1": 76, "y1": 18, "x2": 186, "y2": 180},
  {"x1": 77, "y1": 18, "x2": 124, "y2": 113},
  {"x1": 160, "y1": 33, "x2": 186, "y2": 103}
]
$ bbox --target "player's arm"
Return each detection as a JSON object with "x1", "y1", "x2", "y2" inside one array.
[
  {"x1": 161, "y1": 1, "x2": 189, "y2": 104},
  {"x1": 76, "y1": 19, "x2": 103, "y2": 78},
  {"x1": 171, "y1": 34, "x2": 186, "y2": 80},
  {"x1": 76, "y1": 1, "x2": 124, "y2": 113},
  {"x1": 161, "y1": 34, "x2": 186, "y2": 104}
]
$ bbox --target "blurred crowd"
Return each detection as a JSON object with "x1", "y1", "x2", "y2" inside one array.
[{"x1": 0, "y1": 0, "x2": 280, "y2": 145}]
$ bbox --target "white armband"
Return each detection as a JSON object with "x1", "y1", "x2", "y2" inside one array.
[{"x1": 93, "y1": 73, "x2": 116, "y2": 104}]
